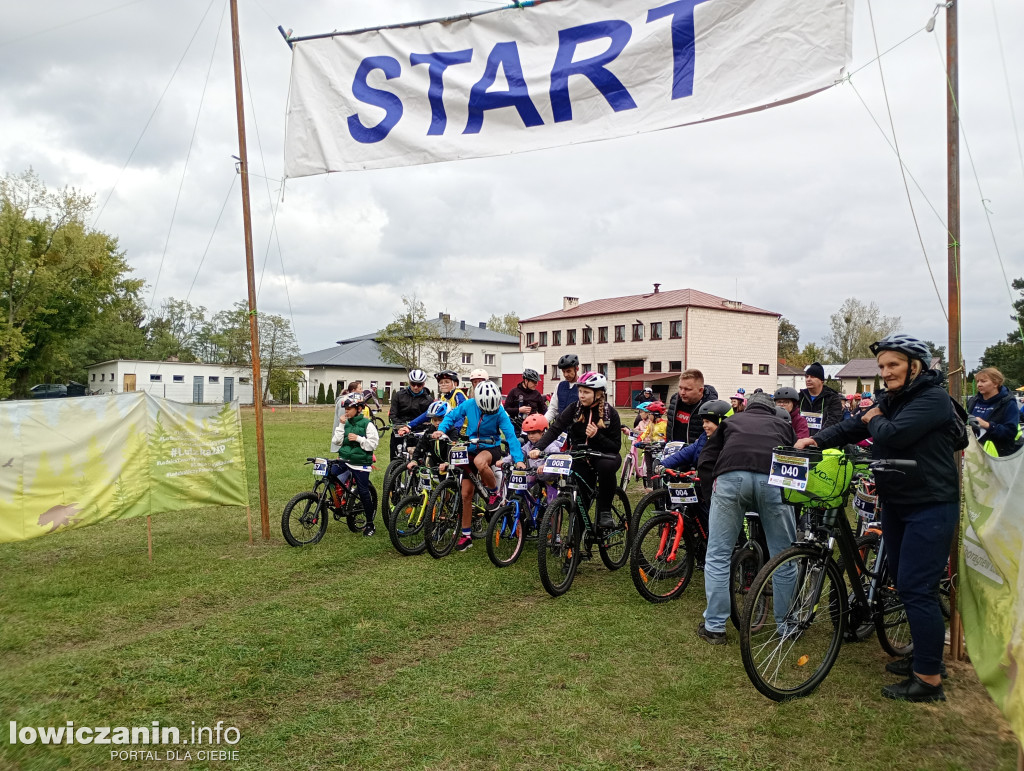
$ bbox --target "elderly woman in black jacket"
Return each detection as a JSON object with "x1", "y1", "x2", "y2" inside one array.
[{"x1": 796, "y1": 334, "x2": 959, "y2": 703}]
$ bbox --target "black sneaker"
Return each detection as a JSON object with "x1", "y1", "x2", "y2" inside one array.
[
  {"x1": 886, "y1": 657, "x2": 948, "y2": 679},
  {"x1": 697, "y1": 622, "x2": 727, "y2": 645},
  {"x1": 362, "y1": 525, "x2": 375, "y2": 538},
  {"x1": 596, "y1": 510, "x2": 616, "y2": 530},
  {"x1": 881, "y1": 673, "x2": 946, "y2": 702}
]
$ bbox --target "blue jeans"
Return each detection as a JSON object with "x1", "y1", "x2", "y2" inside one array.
[
  {"x1": 880, "y1": 500, "x2": 958, "y2": 676},
  {"x1": 703, "y1": 471, "x2": 798, "y2": 633},
  {"x1": 336, "y1": 462, "x2": 375, "y2": 526}
]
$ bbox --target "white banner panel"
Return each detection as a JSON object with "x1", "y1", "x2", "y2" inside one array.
[{"x1": 284, "y1": 0, "x2": 853, "y2": 176}]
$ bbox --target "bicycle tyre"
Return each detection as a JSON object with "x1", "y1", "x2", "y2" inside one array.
[
  {"x1": 537, "y1": 496, "x2": 581, "y2": 597},
  {"x1": 730, "y1": 546, "x2": 765, "y2": 630},
  {"x1": 875, "y1": 558, "x2": 914, "y2": 657},
  {"x1": 380, "y1": 459, "x2": 407, "y2": 523},
  {"x1": 630, "y1": 512, "x2": 693, "y2": 603},
  {"x1": 630, "y1": 488, "x2": 671, "y2": 535},
  {"x1": 281, "y1": 491, "x2": 329, "y2": 547},
  {"x1": 598, "y1": 487, "x2": 632, "y2": 571},
  {"x1": 373, "y1": 416, "x2": 388, "y2": 433},
  {"x1": 388, "y1": 493, "x2": 428, "y2": 556},
  {"x1": 346, "y1": 483, "x2": 378, "y2": 532},
  {"x1": 424, "y1": 478, "x2": 462, "y2": 559},
  {"x1": 618, "y1": 453, "x2": 635, "y2": 491},
  {"x1": 739, "y1": 546, "x2": 847, "y2": 702},
  {"x1": 835, "y1": 532, "x2": 881, "y2": 642},
  {"x1": 486, "y1": 504, "x2": 525, "y2": 568}
]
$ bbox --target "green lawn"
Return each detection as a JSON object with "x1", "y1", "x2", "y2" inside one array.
[{"x1": 0, "y1": 406, "x2": 1017, "y2": 770}]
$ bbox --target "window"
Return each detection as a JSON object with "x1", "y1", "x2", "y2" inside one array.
[
  {"x1": 149, "y1": 374, "x2": 162, "y2": 382},
  {"x1": 100, "y1": 374, "x2": 105, "y2": 382},
  {"x1": 582, "y1": 363, "x2": 592, "y2": 373},
  {"x1": 759, "y1": 364, "x2": 770, "y2": 376},
  {"x1": 566, "y1": 329, "x2": 576, "y2": 345},
  {"x1": 110, "y1": 372, "x2": 114, "y2": 381},
  {"x1": 526, "y1": 332, "x2": 535, "y2": 346},
  {"x1": 551, "y1": 366, "x2": 560, "y2": 381},
  {"x1": 209, "y1": 376, "x2": 220, "y2": 383},
  {"x1": 650, "y1": 361, "x2": 662, "y2": 373},
  {"x1": 670, "y1": 320, "x2": 682, "y2": 339},
  {"x1": 484, "y1": 354, "x2": 495, "y2": 365},
  {"x1": 338, "y1": 381, "x2": 346, "y2": 391},
  {"x1": 742, "y1": 363, "x2": 753, "y2": 375},
  {"x1": 552, "y1": 330, "x2": 561, "y2": 346},
  {"x1": 91, "y1": 374, "x2": 95, "y2": 382},
  {"x1": 650, "y1": 322, "x2": 662, "y2": 341},
  {"x1": 669, "y1": 361, "x2": 682, "y2": 372},
  {"x1": 539, "y1": 331, "x2": 548, "y2": 347},
  {"x1": 614, "y1": 325, "x2": 625, "y2": 343},
  {"x1": 598, "y1": 363, "x2": 609, "y2": 376},
  {"x1": 461, "y1": 353, "x2": 473, "y2": 365},
  {"x1": 173, "y1": 375, "x2": 184, "y2": 383},
  {"x1": 582, "y1": 327, "x2": 592, "y2": 344},
  {"x1": 239, "y1": 377, "x2": 250, "y2": 384},
  {"x1": 632, "y1": 323, "x2": 643, "y2": 342},
  {"x1": 438, "y1": 352, "x2": 448, "y2": 363},
  {"x1": 598, "y1": 326, "x2": 608, "y2": 344}
]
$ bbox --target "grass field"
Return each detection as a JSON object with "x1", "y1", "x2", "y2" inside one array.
[{"x1": 0, "y1": 406, "x2": 1018, "y2": 770}]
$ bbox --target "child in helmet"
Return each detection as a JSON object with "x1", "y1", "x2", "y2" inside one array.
[
  {"x1": 407, "y1": 400, "x2": 458, "y2": 475},
  {"x1": 639, "y1": 401, "x2": 668, "y2": 478},
  {"x1": 773, "y1": 387, "x2": 809, "y2": 440},
  {"x1": 331, "y1": 392, "x2": 380, "y2": 537},
  {"x1": 521, "y1": 414, "x2": 565, "y2": 502},
  {"x1": 400, "y1": 370, "x2": 467, "y2": 437}
]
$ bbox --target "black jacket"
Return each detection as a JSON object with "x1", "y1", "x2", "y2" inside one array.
[
  {"x1": 703, "y1": 399, "x2": 795, "y2": 479},
  {"x1": 537, "y1": 401, "x2": 622, "y2": 456},
  {"x1": 504, "y1": 382, "x2": 548, "y2": 422},
  {"x1": 812, "y1": 369, "x2": 959, "y2": 505},
  {"x1": 666, "y1": 385, "x2": 719, "y2": 444},
  {"x1": 389, "y1": 386, "x2": 433, "y2": 425},
  {"x1": 967, "y1": 388, "x2": 1022, "y2": 456},
  {"x1": 411, "y1": 427, "x2": 459, "y2": 466},
  {"x1": 797, "y1": 385, "x2": 844, "y2": 436}
]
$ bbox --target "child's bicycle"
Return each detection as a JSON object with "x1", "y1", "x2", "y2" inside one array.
[
  {"x1": 281, "y1": 457, "x2": 378, "y2": 546},
  {"x1": 628, "y1": 441, "x2": 685, "y2": 531},
  {"x1": 380, "y1": 425, "x2": 424, "y2": 525},
  {"x1": 535, "y1": 449, "x2": 633, "y2": 597},
  {"x1": 387, "y1": 463, "x2": 445, "y2": 556},
  {"x1": 618, "y1": 432, "x2": 649, "y2": 492},
  {"x1": 485, "y1": 468, "x2": 556, "y2": 568}
]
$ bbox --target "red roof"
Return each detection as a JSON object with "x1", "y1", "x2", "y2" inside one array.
[{"x1": 521, "y1": 288, "x2": 778, "y2": 322}]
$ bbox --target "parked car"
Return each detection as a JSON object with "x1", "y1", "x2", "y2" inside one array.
[{"x1": 29, "y1": 384, "x2": 68, "y2": 399}]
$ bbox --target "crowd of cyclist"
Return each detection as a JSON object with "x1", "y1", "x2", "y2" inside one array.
[{"x1": 329, "y1": 335, "x2": 1022, "y2": 704}]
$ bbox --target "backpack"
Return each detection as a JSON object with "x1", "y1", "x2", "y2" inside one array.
[{"x1": 949, "y1": 396, "x2": 970, "y2": 452}]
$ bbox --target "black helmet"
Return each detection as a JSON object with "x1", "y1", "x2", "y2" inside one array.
[
  {"x1": 773, "y1": 387, "x2": 799, "y2": 402},
  {"x1": 436, "y1": 369, "x2": 460, "y2": 383},
  {"x1": 696, "y1": 399, "x2": 731, "y2": 423},
  {"x1": 869, "y1": 334, "x2": 931, "y2": 364},
  {"x1": 522, "y1": 368, "x2": 540, "y2": 383},
  {"x1": 557, "y1": 354, "x2": 579, "y2": 369}
]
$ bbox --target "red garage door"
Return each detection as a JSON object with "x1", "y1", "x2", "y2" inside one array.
[{"x1": 614, "y1": 361, "x2": 644, "y2": 408}]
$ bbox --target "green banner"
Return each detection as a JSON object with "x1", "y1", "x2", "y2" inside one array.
[
  {"x1": 0, "y1": 392, "x2": 248, "y2": 544},
  {"x1": 961, "y1": 434, "x2": 1024, "y2": 741}
]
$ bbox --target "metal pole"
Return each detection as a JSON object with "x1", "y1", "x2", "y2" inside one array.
[
  {"x1": 230, "y1": 0, "x2": 271, "y2": 540},
  {"x1": 945, "y1": 0, "x2": 964, "y2": 662}
]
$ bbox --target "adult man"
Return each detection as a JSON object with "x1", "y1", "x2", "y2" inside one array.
[
  {"x1": 504, "y1": 368, "x2": 548, "y2": 426},
  {"x1": 696, "y1": 392, "x2": 797, "y2": 644},
  {"x1": 665, "y1": 369, "x2": 719, "y2": 445},
  {"x1": 545, "y1": 354, "x2": 581, "y2": 421},
  {"x1": 387, "y1": 369, "x2": 433, "y2": 459},
  {"x1": 633, "y1": 386, "x2": 654, "y2": 408},
  {"x1": 797, "y1": 362, "x2": 844, "y2": 436}
]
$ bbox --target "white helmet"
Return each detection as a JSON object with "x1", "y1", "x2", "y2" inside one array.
[
  {"x1": 470, "y1": 368, "x2": 489, "y2": 381},
  {"x1": 408, "y1": 369, "x2": 427, "y2": 384},
  {"x1": 475, "y1": 381, "x2": 502, "y2": 414},
  {"x1": 578, "y1": 371, "x2": 608, "y2": 391}
]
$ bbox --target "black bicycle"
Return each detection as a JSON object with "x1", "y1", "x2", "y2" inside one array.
[
  {"x1": 281, "y1": 457, "x2": 378, "y2": 546},
  {"x1": 535, "y1": 449, "x2": 632, "y2": 597}
]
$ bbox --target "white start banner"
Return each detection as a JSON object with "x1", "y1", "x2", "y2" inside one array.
[{"x1": 283, "y1": 0, "x2": 853, "y2": 177}]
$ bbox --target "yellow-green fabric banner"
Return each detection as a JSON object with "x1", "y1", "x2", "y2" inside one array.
[
  {"x1": 0, "y1": 392, "x2": 248, "y2": 543},
  {"x1": 961, "y1": 433, "x2": 1024, "y2": 742}
]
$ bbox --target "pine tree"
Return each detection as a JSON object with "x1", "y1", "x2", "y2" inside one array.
[
  {"x1": 317, "y1": 383, "x2": 326, "y2": 404},
  {"x1": 326, "y1": 384, "x2": 335, "y2": 404},
  {"x1": 873, "y1": 374, "x2": 881, "y2": 393},
  {"x1": 855, "y1": 377, "x2": 863, "y2": 394}
]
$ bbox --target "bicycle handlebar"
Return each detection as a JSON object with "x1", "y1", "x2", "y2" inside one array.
[{"x1": 868, "y1": 458, "x2": 918, "y2": 473}]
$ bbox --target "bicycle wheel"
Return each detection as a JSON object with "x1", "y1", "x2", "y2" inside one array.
[
  {"x1": 346, "y1": 483, "x2": 378, "y2": 532},
  {"x1": 281, "y1": 491, "x2": 329, "y2": 547},
  {"x1": 618, "y1": 453, "x2": 635, "y2": 491},
  {"x1": 380, "y1": 459, "x2": 408, "y2": 523},
  {"x1": 599, "y1": 487, "x2": 632, "y2": 570},
  {"x1": 388, "y1": 494, "x2": 428, "y2": 556},
  {"x1": 630, "y1": 512, "x2": 693, "y2": 603},
  {"x1": 835, "y1": 533, "x2": 881, "y2": 642},
  {"x1": 424, "y1": 478, "x2": 462, "y2": 559},
  {"x1": 875, "y1": 559, "x2": 914, "y2": 657},
  {"x1": 373, "y1": 416, "x2": 388, "y2": 432},
  {"x1": 739, "y1": 546, "x2": 847, "y2": 702},
  {"x1": 486, "y1": 504, "x2": 525, "y2": 567},
  {"x1": 631, "y1": 488, "x2": 670, "y2": 535},
  {"x1": 730, "y1": 546, "x2": 765, "y2": 631},
  {"x1": 537, "y1": 496, "x2": 581, "y2": 597}
]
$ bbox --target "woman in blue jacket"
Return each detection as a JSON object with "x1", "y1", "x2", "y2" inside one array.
[{"x1": 968, "y1": 367, "x2": 1022, "y2": 457}]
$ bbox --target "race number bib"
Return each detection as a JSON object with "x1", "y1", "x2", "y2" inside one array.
[
  {"x1": 449, "y1": 443, "x2": 469, "y2": 466},
  {"x1": 803, "y1": 412, "x2": 823, "y2": 432},
  {"x1": 668, "y1": 481, "x2": 698, "y2": 504},
  {"x1": 508, "y1": 472, "x2": 529, "y2": 491},
  {"x1": 313, "y1": 458, "x2": 328, "y2": 477},
  {"x1": 542, "y1": 454, "x2": 574, "y2": 476},
  {"x1": 854, "y1": 490, "x2": 877, "y2": 519},
  {"x1": 769, "y1": 453, "x2": 810, "y2": 491},
  {"x1": 662, "y1": 442, "x2": 685, "y2": 457},
  {"x1": 418, "y1": 467, "x2": 434, "y2": 489}
]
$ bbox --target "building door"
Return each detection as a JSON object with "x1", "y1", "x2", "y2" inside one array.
[
  {"x1": 123, "y1": 374, "x2": 136, "y2": 392},
  {"x1": 613, "y1": 360, "x2": 645, "y2": 408},
  {"x1": 223, "y1": 377, "x2": 234, "y2": 402},
  {"x1": 193, "y1": 376, "x2": 204, "y2": 404}
]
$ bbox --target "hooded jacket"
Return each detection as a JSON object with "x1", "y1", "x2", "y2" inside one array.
[
  {"x1": 389, "y1": 386, "x2": 434, "y2": 424},
  {"x1": 537, "y1": 400, "x2": 622, "y2": 456},
  {"x1": 504, "y1": 382, "x2": 548, "y2": 422},
  {"x1": 812, "y1": 368, "x2": 959, "y2": 505},
  {"x1": 797, "y1": 384, "x2": 844, "y2": 435},
  {"x1": 666, "y1": 384, "x2": 719, "y2": 444},
  {"x1": 702, "y1": 395, "x2": 795, "y2": 479},
  {"x1": 967, "y1": 386, "x2": 1022, "y2": 457}
]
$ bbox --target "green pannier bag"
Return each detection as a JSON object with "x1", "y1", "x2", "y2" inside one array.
[{"x1": 783, "y1": 448, "x2": 853, "y2": 508}]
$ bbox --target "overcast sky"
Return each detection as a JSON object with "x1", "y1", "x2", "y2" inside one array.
[{"x1": 2, "y1": 0, "x2": 1022, "y2": 369}]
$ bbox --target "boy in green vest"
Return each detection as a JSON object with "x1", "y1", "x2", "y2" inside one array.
[{"x1": 332, "y1": 392, "x2": 380, "y2": 536}]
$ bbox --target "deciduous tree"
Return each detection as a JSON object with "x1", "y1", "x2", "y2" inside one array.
[
  {"x1": 823, "y1": 298, "x2": 901, "y2": 362},
  {"x1": 376, "y1": 295, "x2": 431, "y2": 370},
  {"x1": 487, "y1": 312, "x2": 520, "y2": 338}
]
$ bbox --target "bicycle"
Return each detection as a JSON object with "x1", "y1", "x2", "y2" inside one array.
[
  {"x1": 380, "y1": 426, "x2": 424, "y2": 523},
  {"x1": 485, "y1": 468, "x2": 555, "y2": 568},
  {"x1": 628, "y1": 441, "x2": 686, "y2": 532},
  {"x1": 738, "y1": 449, "x2": 915, "y2": 701},
  {"x1": 387, "y1": 463, "x2": 445, "y2": 556},
  {"x1": 281, "y1": 457, "x2": 379, "y2": 546},
  {"x1": 618, "y1": 434, "x2": 650, "y2": 492},
  {"x1": 535, "y1": 449, "x2": 633, "y2": 597}
]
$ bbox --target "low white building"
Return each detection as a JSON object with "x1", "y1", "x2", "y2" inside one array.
[{"x1": 84, "y1": 360, "x2": 309, "y2": 405}]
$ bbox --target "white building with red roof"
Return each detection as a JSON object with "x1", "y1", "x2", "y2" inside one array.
[{"x1": 519, "y1": 285, "x2": 780, "y2": 407}]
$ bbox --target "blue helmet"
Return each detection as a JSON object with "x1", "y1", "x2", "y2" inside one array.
[
  {"x1": 426, "y1": 400, "x2": 449, "y2": 418},
  {"x1": 869, "y1": 334, "x2": 931, "y2": 364},
  {"x1": 636, "y1": 401, "x2": 652, "y2": 412},
  {"x1": 861, "y1": 391, "x2": 872, "y2": 399}
]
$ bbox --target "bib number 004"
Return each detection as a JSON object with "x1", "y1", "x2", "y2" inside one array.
[{"x1": 768, "y1": 453, "x2": 810, "y2": 490}]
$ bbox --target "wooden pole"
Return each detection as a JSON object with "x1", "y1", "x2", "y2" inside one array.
[
  {"x1": 229, "y1": 0, "x2": 271, "y2": 539},
  {"x1": 147, "y1": 515, "x2": 153, "y2": 562},
  {"x1": 945, "y1": 0, "x2": 965, "y2": 662}
]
